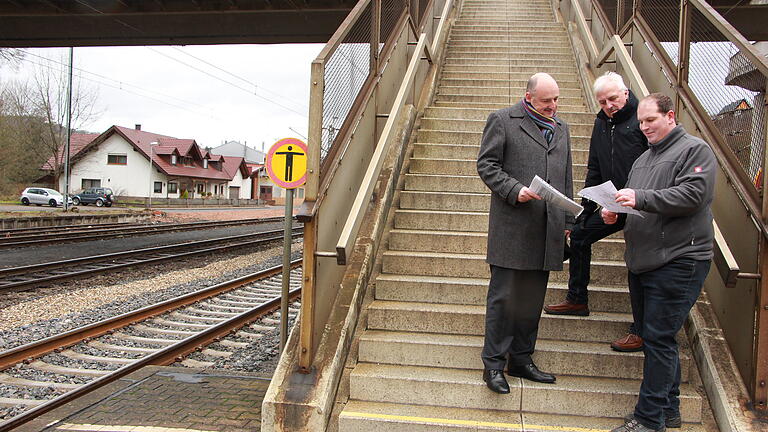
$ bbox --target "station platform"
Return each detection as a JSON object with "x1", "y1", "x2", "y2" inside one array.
[{"x1": 17, "y1": 366, "x2": 269, "y2": 432}]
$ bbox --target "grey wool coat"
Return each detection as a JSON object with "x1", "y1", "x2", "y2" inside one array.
[{"x1": 477, "y1": 101, "x2": 575, "y2": 271}]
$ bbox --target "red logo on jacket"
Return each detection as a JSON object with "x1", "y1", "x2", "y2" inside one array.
[{"x1": 694, "y1": 166, "x2": 702, "y2": 173}]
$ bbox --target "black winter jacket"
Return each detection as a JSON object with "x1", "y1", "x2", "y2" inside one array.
[{"x1": 582, "y1": 91, "x2": 648, "y2": 214}]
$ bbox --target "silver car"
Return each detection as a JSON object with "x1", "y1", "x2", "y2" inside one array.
[{"x1": 20, "y1": 187, "x2": 69, "y2": 207}]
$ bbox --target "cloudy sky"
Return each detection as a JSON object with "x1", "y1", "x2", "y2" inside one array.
[{"x1": 1, "y1": 44, "x2": 323, "y2": 152}]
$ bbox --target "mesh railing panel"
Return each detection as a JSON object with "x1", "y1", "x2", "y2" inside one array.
[
  {"x1": 639, "y1": 0, "x2": 680, "y2": 64},
  {"x1": 596, "y1": 0, "x2": 618, "y2": 32},
  {"x1": 688, "y1": 6, "x2": 766, "y2": 185},
  {"x1": 418, "y1": 0, "x2": 431, "y2": 29},
  {"x1": 321, "y1": 2, "x2": 373, "y2": 164},
  {"x1": 381, "y1": 0, "x2": 406, "y2": 50},
  {"x1": 618, "y1": 0, "x2": 633, "y2": 30}
]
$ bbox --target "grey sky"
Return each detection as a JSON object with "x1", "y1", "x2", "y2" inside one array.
[{"x1": 0, "y1": 44, "x2": 323, "y2": 152}]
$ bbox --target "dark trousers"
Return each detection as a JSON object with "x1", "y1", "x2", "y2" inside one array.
[
  {"x1": 567, "y1": 209, "x2": 625, "y2": 305},
  {"x1": 629, "y1": 258, "x2": 710, "y2": 430},
  {"x1": 482, "y1": 265, "x2": 549, "y2": 370}
]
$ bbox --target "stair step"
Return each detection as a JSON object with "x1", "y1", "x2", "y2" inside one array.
[
  {"x1": 358, "y1": 330, "x2": 690, "y2": 381},
  {"x1": 423, "y1": 106, "x2": 594, "y2": 123},
  {"x1": 416, "y1": 129, "x2": 590, "y2": 146},
  {"x1": 420, "y1": 117, "x2": 593, "y2": 135},
  {"x1": 374, "y1": 273, "x2": 631, "y2": 313},
  {"x1": 412, "y1": 141, "x2": 589, "y2": 163},
  {"x1": 348, "y1": 364, "x2": 702, "y2": 421},
  {"x1": 388, "y1": 227, "x2": 625, "y2": 260},
  {"x1": 404, "y1": 173, "x2": 487, "y2": 193},
  {"x1": 409, "y1": 156, "x2": 589, "y2": 179},
  {"x1": 368, "y1": 300, "x2": 632, "y2": 342},
  {"x1": 381, "y1": 250, "x2": 628, "y2": 285}
]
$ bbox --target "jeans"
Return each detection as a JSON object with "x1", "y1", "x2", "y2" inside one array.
[
  {"x1": 630, "y1": 258, "x2": 710, "y2": 430},
  {"x1": 482, "y1": 266, "x2": 549, "y2": 370},
  {"x1": 566, "y1": 209, "x2": 625, "y2": 305}
]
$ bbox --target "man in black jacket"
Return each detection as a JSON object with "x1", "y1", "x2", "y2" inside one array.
[
  {"x1": 603, "y1": 93, "x2": 715, "y2": 432},
  {"x1": 544, "y1": 72, "x2": 648, "y2": 352}
]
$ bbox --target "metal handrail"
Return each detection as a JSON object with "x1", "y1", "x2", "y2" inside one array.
[{"x1": 335, "y1": 32, "x2": 434, "y2": 264}]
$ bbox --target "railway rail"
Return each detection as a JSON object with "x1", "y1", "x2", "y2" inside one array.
[
  {"x1": 0, "y1": 217, "x2": 286, "y2": 248},
  {"x1": 0, "y1": 260, "x2": 302, "y2": 431},
  {"x1": 0, "y1": 227, "x2": 302, "y2": 292}
]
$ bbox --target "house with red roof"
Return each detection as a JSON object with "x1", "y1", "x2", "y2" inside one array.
[{"x1": 48, "y1": 124, "x2": 255, "y2": 200}]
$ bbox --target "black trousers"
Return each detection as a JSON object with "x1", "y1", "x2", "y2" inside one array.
[{"x1": 481, "y1": 265, "x2": 549, "y2": 370}]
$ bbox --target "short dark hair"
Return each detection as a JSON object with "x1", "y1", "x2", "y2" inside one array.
[{"x1": 643, "y1": 92, "x2": 674, "y2": 114}]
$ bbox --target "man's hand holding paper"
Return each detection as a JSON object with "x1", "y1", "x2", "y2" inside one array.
[{"x1": 578, "y1": 180, "x2": 643, "y2": 217}]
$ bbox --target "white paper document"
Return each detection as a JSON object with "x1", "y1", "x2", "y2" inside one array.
[
  {"x1": 529, "y1": 175, "x2": 583, "y2": 217},
  {"x1": 577, "y1": 180, "x2": 644, "y2": 217}
]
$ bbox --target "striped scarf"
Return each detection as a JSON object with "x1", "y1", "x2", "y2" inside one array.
[{"x1": 522, "y1": 99, "x2": 556, "y2": 144}]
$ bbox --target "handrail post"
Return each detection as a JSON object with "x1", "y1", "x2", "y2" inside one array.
[
  {"x1": 676, "y1": 0, "x2": 691, "y2": 113},
  {"x1": 298, "y1": 60, "x2": 325, "y2": 373},
  {"x1": 372, "y1": 0, "x2": 381, "y2": 72}
]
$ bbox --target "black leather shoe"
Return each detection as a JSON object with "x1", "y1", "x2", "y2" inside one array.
[
  {"x1": 482, "y1": 369, "x2": 510, "y2": 394},
  {"x1": 507, "y1": 362, "x2": 556, "y2": 384}
]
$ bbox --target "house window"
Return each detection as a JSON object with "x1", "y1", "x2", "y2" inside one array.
[
  {"x1": 81, "y1": 178, "x2": 101, "y2": 189},
  {"x1": 171, "y1": 155, "x2": 177, "y2": 165},
  {"x1": 214, "y1": 185, "x2": 218, "y2": 194},
  {"x1": 183, "y1": 157, "x2": 193, "y2": 167},
  {"x1": 203, "y1": 159, "x2": 208, "y2": 169},
  {"x1": 107, "y1": 154, "x2": 127, "y2": 165},
  {"x1": 168, "y1": 182, "x2": 178, "y2": 194},
  {"x1": 153, "y1": 182, "x2": 163, "y2": 193},
  {"x1": 196, "y1": 184, "x2": 205, "y2": 194}
]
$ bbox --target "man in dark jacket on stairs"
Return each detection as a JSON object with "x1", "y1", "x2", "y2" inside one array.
[{"x1": 544, "y1": 72, "x2": 648, "y2": 352}]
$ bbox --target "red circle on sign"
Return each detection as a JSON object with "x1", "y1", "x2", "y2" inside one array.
[{"x1": 266, "y1": 138, "x2": 308, "y2": 189}]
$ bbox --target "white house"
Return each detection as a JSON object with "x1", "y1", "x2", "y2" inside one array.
[
  {"x1": 210, "y1": 140, "x2": 266, "y2": 164},
  {"x1": 46, "y1": 125, "x2": 254, "y2": 199}
]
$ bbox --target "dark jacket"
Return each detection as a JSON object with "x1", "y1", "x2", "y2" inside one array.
[
  {"x1": 477, "y1": 101, "x2": 574, "y2": 271},
  {"x1": 582, "y1": 91, "x2": 648, "y2": 214},
  {"x1": 623, "y1": 125, "x2": 716, "y2": 274}
]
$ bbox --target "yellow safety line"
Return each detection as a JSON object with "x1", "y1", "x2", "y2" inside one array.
[{"x1": 342, "y1": 411, "x2": 611, "y2": 432}]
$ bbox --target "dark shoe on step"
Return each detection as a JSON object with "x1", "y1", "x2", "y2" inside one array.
[
  {"x1": 611, "y1": 333, "x2": 644, "y2": 352},
  {"x1": 482, "y1": 369, "x2": 510, "y2": 394},
  {"x1": 624, "y1": 413, "x2": 681, "y2": 429},
  {"x1": 611, "y1": 418, "x2": 665, "y2": 432},
  {"x1": 543, "y1": 300, "x2": 590, "y2": 316},
  {"x1": 507, "y1": 362, "x2": 556, "y2": 384}
]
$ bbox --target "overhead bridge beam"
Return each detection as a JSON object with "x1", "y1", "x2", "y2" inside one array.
[{"x1": 0, "y1": 2, "x2": 356, "y2": 47}]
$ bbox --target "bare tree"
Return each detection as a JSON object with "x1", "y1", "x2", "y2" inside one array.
[
  {"x1": 31, "y1": 59, "x2": 100, "y2": 186},
  {"x1": 0, "y1": 55, "x2": 99, "y2": 193},
  {"x1": 0, "y1": 48, "x2": 25, "y2": 67}
]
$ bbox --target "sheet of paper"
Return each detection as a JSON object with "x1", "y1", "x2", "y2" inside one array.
[
  {"x1": 577, "y1": 180, "x2": 644, "y2": 217},
  {"x1": 529, "y1": 175, "x2": 583, "y2": 217}
]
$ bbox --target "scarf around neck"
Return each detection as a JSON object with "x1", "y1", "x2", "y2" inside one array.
[{"x1": 522, "y1": 99, "x2": 556, "y2": 144}]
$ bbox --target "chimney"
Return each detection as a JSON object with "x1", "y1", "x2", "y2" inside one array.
[{"x1": 135, "y1": 124, "x2": 141, "y2": 131}]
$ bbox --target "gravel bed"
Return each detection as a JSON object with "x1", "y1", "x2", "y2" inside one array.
[
  {"x1": 0, "y1": 242, "x2": 303, "y2": 350},
  {"x1": 39, "y1": 353, "x2": 122, "y2": 371},
  {"x1": 3, "y1": 365, "x2": 92, "y2": 385},
  {"x1": 98, "y1": 335, "x2": 168, "y2": 350},
  {"x1": 0, "y1": 383, "x2": 65, "y2": 400},
  {"x1": 179, "y1": 301, "x2": 301, "y2": 375},
  {"x1": 74, "y1": 345, "x2": 145, "y2": 360}
]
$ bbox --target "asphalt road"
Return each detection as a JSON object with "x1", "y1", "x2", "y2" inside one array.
[{"x1": 0, "y1": 204, "x2": 284, "y2": 213}]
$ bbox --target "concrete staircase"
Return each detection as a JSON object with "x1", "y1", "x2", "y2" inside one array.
[{"x1": 336, "y1": 0, "x2": 714, "y2": 430}]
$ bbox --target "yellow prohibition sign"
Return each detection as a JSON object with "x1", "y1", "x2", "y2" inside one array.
[{"x1": 265, "y1": 138, "x2": 308, "y2": 189}]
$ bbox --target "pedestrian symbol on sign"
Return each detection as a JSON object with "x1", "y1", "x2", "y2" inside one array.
[{"x1": 265, "y1": 138, "x2": 308, "y2": 189}]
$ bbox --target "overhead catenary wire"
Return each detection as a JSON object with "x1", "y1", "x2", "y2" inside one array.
[
  {"x1": 15, "y1": 56, "x2": 224, "y2": 120},
  {"x1": 20, "y1": 50, "x2": 216, "y2": 114},
  {"x1": 146, "y1": 47, "x2": 308, "y2": 118}
]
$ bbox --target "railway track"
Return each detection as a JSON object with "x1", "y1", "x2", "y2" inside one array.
[
  {"x1": 0, "y1": 217, "x2": 286, "y2": 248},
  {"x1": 0, "y1": 227, "x2": 302, "y2": 292},
  {"x1": 0, "y1": 261, "x2": 302, "y2": 431}
]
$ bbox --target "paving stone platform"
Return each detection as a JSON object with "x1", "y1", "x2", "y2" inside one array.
[{"x1": 16, "y1": 366, "x2": 269, "y2": 432}]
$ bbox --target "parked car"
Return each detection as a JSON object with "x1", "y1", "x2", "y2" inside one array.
[
  {"x1": 72, "y1": 187, "x2": 115, "y2": 207},
  {"x1": 20, "y1": 187, "x2": 71, "y2": 207}
]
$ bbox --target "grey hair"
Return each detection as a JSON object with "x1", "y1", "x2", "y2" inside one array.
[{"x1": 593, "y1": 71, "x2": 628, "y2": 95}]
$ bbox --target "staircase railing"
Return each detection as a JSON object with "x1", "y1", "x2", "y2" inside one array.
[
  {"x1": 557, "y1": 0, "x2": 768, "y2": 415},
  {"x1": 298, "y1": 0, "x2": 456, "y2": 373}
]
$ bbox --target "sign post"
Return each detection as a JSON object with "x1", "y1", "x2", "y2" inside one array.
[{"x1": 265, "y1": 138, "x2": 307, "y2": 354}]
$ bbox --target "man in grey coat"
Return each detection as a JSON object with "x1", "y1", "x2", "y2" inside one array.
[{"x1": 477, "y1": 73, "x2": 574, "y2": 394}]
